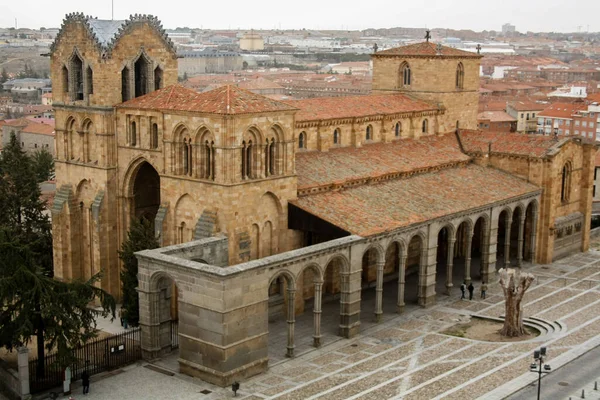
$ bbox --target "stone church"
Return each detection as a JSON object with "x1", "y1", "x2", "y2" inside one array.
[{"x1": 50, "y1": 14, "x2": 596, "y2": 386}]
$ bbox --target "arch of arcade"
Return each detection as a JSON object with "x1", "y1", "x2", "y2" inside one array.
[{"x1": 136, "y1": 193, "x2": 539, "y2": 386}]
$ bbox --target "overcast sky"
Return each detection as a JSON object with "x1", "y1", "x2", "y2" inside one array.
[{"x1": 0, "y1": 0, "x2": 598, "y2": 33}]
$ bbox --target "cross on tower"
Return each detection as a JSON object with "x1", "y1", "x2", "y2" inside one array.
[
  {"x1": 425, "y1": 30, "x2": 431, "y2": 42},
  {"x1": 476, "y1": 44, "x2": 482, "y2": 54}
]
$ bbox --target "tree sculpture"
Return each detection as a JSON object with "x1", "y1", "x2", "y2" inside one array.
[{"x1": 498, "y1": 268, "x2": 535, "y2": 337}]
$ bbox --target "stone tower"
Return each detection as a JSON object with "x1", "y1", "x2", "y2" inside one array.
[
  {"x1": 371, "y1": 41, "x2": 482, "y2": 132},
  {"x1": 50, "y1": 13, "x2": 178, "y2": 297}
]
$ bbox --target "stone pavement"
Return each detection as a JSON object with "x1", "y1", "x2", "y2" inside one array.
[{"x1": 73, "y1": 248, "x2": 600, "y2": 400}]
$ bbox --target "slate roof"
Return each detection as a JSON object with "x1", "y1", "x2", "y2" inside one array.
[
  {"x1": 287, "y1": 94, "x2": 437, "y2": 122},
  {"x1": 374, "y1": 42, "x2": 482, "y2": 58},
  {"x1": 295, "y1": 133, "x2": 469, "y2": 190},
  {"x1": 458, "y1": 130, "x2": 560, "y2": 158},
  {"x1": 292, "y1": 164, "x2": 539, "y2": 237},
  {"x1": 117, "y1": 84, "x2": 297, "y2": 114}
]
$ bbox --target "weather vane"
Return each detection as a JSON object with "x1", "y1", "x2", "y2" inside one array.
[{"x1": 425, "y1": 30, "x2": 431, "y2": 42}]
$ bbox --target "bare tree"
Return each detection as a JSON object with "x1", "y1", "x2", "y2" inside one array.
[{"x1": 498, "y1": 268, "x2": 535, "y2": 337}]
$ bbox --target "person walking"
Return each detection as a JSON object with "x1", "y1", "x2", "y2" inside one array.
[
  {"x1": 81, "y1": 369, "x2": 90, "y2": 395},
  {"x1": 468, "y1": 282, "x2": 475, "y2": 301},
  {"x1": 123, "y1": 309, "x2": 129, "y2": 329},
  {"x1": 460, "y1": 281, "x2": 466, "y2": 300},
  {"x1": 481, "y1": 281, "x2": 488, "y2": 299}
]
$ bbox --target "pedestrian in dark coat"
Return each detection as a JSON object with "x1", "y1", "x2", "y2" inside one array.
[
  {"x1": 460, "y1": 281, "x2": 466, "y2": 299},
  {"x1": 81, "y1": 370, "x2": 90, "y2": 395},
  {"x1": 468, "y1": 282, "x2": 475, "y2": 300}
]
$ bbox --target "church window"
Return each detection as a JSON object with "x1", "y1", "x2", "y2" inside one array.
[
  {"x1": 204, "y1": 140, "x2": 215, "y2": 180},
  {"x1": 400, "y1": 62, "x2": 411, "y2": 87},
  {"x1": 151, "y1": 123, "x2": 159, "y2": 149},
  {"x1": 267, "y1": 138, "x2": 275, "y2": 176},
  {"x1": 456, "y1": 62, "x2": 464, "y2": 89},
  {"x1": 366, "y1": 125, "x2": 373, "y2": 140},
  {"x1": 130, "y1": 121, "x2": 137, "y2": 146},
  {"x1": 182, "y1": 138, "x2": 193, "y2": 176},
  {"x1": 134, "y1": 55, "x2": 150, "y2": 98},
  {"x1": 121, "y1": 67, "x2": 130, "y2": 102},
  {"x1": 154, "y1": 66, "x2": 163, "y2": 91},
  {"x1": 333, "y1": 128, "x2": 340, "y2": 144},
  {"x1": 422, "y1": 119, "x2": 429, "y2": 134},
  {"x1": 561, "y1": 162, "x2": 572, "y2": 203},
  {"x1": 62, "y1": 65, "x2": 68, "y2": 94},
  {"x1": 395, "y1": 122, "x2": 401, "y2": 137},
  {"x1": 70, "y1": 53, "x2": 84, "y2": 101},
  {"x1": 86, "y1": 66, "x2": 93, "y2": 95},
  {"x1": 241, "y1": 140, "x2": 254, "y2": 179},
  {"x1": 298, "y1": 131, "x2": 306, "y2": 149}
]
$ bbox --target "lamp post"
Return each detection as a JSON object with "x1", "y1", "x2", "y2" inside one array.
[{"x1": 529, "y1": 346, "x2": 551, "y2": 400}]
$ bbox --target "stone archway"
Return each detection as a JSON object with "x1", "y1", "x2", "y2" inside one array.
[
  {"x1": 141, "y1": 272, "x2": 179, "y2": 359},
  {"x1": 267, "y1": 271, "x2": 296, "y2": 358},
  {"x1": 131, "y1": 161, "x2": 161, "y2": 224}
]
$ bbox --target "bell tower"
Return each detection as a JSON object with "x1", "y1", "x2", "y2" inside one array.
[{"x1": 371, "y1": 35, "x2": 482, "y2": 131}]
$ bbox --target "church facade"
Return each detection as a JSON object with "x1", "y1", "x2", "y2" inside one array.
[{"x1": 50, "y1": 14, "x2": 596, "y2": 385}]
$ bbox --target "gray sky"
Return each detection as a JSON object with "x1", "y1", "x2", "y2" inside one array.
[{"x1": 0, "y1": 0, "x2": 598, "y2": 32}]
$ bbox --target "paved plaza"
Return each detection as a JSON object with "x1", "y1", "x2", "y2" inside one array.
[{"x1": 62, "y1": 246, "x2": 600, "y2": 400}]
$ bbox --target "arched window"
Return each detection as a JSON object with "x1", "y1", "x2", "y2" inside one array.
[
  {"x1": 151, "y1": 123, "x2": 159, "y2": 149},
  {"x1": 298, "y1": 131, "x2": 306, "y2": 149},
  {"x1": 242, "y1": 140, "x2": 254, "y2": 179},
  {"x1": 204, "y1": 140, "x2": 215, "y2": 180},
  {"x1": 422, "y1": 119, "x2": 428, "y2": 134},
  {"x1": 366, "y1": 125, "x2": 373, "y2": 141},
  {"x1": 86, "y1": 66, "x2": 93, "y2": 95},
  {"x1": 82, "y1": 119, "x2": 93, "y2": 162},
  {"x1": 62, "y1": 65, "x2": 68, "y2": 94},
  {"x1": 400, "y1": 62, "x2": 411, "y2": 87},
  {"x1": 183, "y1": 138, "x2": 190, "y2": 176},
  {"x1": 66, "y1": 118, "x2": 76, "y2": 160},
  {"x1": 121, "y1": 66, "x2": 130, "y2": 102},
  {"x1": 154, "y1": 66, "x2": 163, "y2": 91},
  {"x1": 395, "y1": 122, "x2": 401, "y2": 137},
  {"x1": 130, "y1": 121, "x2": 137, "y2": 146},
  {"x1": 561, "y1": 162, "x2": 572, "y2": 203},
  {"x1": 70, "y1": 53, "x2": 84, "y2": 101},
  {"x1": 456, "y1": 62, "x2": 464, "y2": 89},
  {"x1": 134, "y1": 55, "x2": 149, "y2": 98},
  {"x1": 267, "y1": 138, "x2": 275, "y2": 176},
  {"x1": 333, "y1": 128, "x2": 340, "y2": 145}
]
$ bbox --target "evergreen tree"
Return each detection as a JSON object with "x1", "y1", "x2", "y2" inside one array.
[
  {"x1": 0, "y1": 68, "x2": 8, "y2": 84},
  {"x1": 119, "y1": 218, "x2": 159, "y2": 326},
  {"x1": 31, "y1": 148, "x2": 55, "y2": 183},
  {"x1": 0, "y1": 133, "x2": 116, "y2": 376}
]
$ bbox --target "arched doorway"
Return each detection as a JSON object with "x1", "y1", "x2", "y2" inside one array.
[
  {"x1": 436, "y1": 226, "x2": 454, "y2": 295},
  {"x1": 147, "y1": 273, "x2": 179, "y2": 356},
  {"x1": 497, "y1": 209, "x2": 513, "y2": 269},
  {"x1": 296, "y1": 265, "x2": 324, "y2": 348},
  {"x1": 472, "y1": 216, "x2": 488, "y2": 280},
  {"x1": 524, "y1": 202, "x2": 537, "y2": 262},
  {"x1": 510, "y1": 207, "x2": 523, "y2": 266},
  {"x1": 267, "y1": 272, "x2": 295, "y2": 360},
  {"x1": 132, "y1": 161, "x2": 161, "y2": 224},
  {"x1": 360, "y1": 246, "x2": 383, "y2": 322},
  {"x1": 405, "y1": 235, "x2": 423, "y2": 307}
]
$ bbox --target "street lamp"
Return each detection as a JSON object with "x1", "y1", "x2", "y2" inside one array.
[{"x1": 529, "y1": 346, "x2": 551, "y2": 400}]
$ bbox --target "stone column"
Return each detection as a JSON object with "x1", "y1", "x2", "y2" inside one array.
[
  {"x1": 313, "y1": 282, "x2": 323, "y2": 347},
  {"x1": 286, "y1": 288, "x2": 296, "y2": 357},
  {"x1": 517, "y1": 213, "x2": 526, "y2": 267},
  {"x1": 397, "y1": 252, "x2": 407, "y2": 313},
  {"x1": 18, "y1": 347, "x2": 30, "y2": 399},
  {"x1": 465, "y1": 229, "x2": 474, "y2": 285},
  {"x1": 375, "y1": 261, "x2": 384, "y2": 322},
  {"x1": 530, "y1": 207, "x2": 539, "y2": 264},
  {"x1": 446, "y1": 238, "x2": 456, "y2": 295},
  {"x1": 504, "y1": 216, "x2": 512, "y2": 268}
]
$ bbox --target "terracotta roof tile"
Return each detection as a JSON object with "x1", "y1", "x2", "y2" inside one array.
[
  {"x1": 287, "y1": 94, "x2": 437, "y2": 122},
  {"x1": 507, "y1": 101, "x2": 547, "y2": 111},
  {"x1": 477, "y1": 111, "x2": 517, "y2": 123},
  {"x1": 117, "y1": 84, "x2": 297, "y2": 115},
  {"x1": 296, "y1": 134, "x2": 468, "y2": 190},
  {"x1": 538, "y1": 102, "x2": 586, "y2": 119},
  {"x1": 374, "y1": 42, "x2": 481, "y2": 58},
  {"x1": 459, "y1": 130, "x2": 559, "y2": 158},
  {"x1": 292, "y1": 164, "x2": 539, "y2": 237}
]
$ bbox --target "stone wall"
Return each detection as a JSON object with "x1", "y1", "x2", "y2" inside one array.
[{"x1": 0, "y1": 359, "x2": 20, "y2": 400}]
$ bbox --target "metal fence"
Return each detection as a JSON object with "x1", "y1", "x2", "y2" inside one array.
[{"x1": 28, "y1": 327, "x2": 142, "y2": 394}]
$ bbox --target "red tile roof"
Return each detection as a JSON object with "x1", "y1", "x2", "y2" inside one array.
[
  {"x1": 287, "y1": 94, "x2": 437, "y2": 122},
  {"x1": 459, "y1": 130, "x2": 560, "y2": 158},
  {"x1": 537, "y1": 102, "x2": 586, "y2": 119},
  {"x1": 292, "y1": 164, "x2": 539, "y2": 236},
  {"x1": 477, "y1": 111, "x2": 517, "y2": 123},
  {"x1": 507, "y1": 101, "x2": 547, "y2": 112},
  {"x1": 374, "y1": 42, "x2": 481, "y2": 58},
  {"x1": 295, "y1": 133, "x2": 468, "y2": 190},
  {"x1": 117, "y1": 84, "x2": 297, "y2": 115}
]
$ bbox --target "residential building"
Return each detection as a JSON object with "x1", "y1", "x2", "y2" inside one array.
[
  {"x1": 477, "y1": 110, "x2": 517, "y2": 132},
  {"x1": 507, "y1": 101, "x2": 546, "y2": 133}
]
